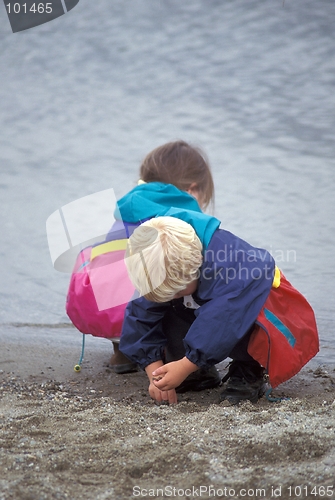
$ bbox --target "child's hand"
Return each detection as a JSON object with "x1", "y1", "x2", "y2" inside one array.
[
  {"x1": 152, "y1": 358, "x2": 198, "y2": 391},
  {"x1": 145, "y1": 360, "x2": 178, "y2": 404},
  {"x1": 148, "y1": 381, "x2": 177, "y2": 404}
]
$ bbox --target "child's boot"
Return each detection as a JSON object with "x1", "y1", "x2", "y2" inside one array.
[
  {"x1": 176, "y1": 366, "x2": 221, "y2": 393},
  {"x1": 220, "y1": 360, "x2": 267, "y2": 404},
  {"x1": 109, "y1": 339, "x2": 138, "y2": 374}
]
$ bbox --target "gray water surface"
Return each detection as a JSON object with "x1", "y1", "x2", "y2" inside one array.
[{"x1": 1, "y1": 0, "x2": 334, "y2": 363}]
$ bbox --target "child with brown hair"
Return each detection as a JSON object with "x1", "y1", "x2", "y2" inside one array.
[
  {"x1": 67, "y1": 140, "x2": 221, "y2": 391},
  {"x1": 139, "y1": 140, "x2": 214, "y2": 210}
]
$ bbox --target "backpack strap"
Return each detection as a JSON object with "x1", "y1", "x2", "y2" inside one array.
[{"x1": 90, "y1": 239, "x2": 128, "y2": 261}]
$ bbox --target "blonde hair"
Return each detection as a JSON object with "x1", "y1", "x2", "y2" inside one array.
[
  {"x1": 139, "y1": 141, "x2": 214, "y2": 210},
  {"x1": 125, "y1": 217, "x2": 203, "y2": 302}
]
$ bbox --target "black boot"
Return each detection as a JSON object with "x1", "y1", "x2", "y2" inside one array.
[
  {"x1": 176, "y1": 366, "x2": 221, "y2": 393},
  {"x1": 220, "y1": 360, "x2": 267, "y2": 404}
]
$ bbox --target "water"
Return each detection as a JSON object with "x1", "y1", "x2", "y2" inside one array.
[{"x1": 1, "y1": 0, "x2": 334, "y2": 363}]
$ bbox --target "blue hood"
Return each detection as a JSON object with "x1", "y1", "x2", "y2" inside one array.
[{"x1": 116, "y1": 182, "x2": 220, "y2": 248}]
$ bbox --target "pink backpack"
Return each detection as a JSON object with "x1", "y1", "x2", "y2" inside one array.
[{"x1": 66, "y1": 240, "x2": 135, "y2": 339}]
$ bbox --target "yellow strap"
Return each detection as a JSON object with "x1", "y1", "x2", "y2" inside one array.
[
  {"x1": 90, "y1": 239, "x2": 128, "y2": 261},
  {"x1": 272, "y1": 266, "x2": 281, "y2": 288}
]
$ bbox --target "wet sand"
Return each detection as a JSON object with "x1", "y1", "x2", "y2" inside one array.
[{"x1": 1, "y1": 324, "x2": 335, "y2": 499}]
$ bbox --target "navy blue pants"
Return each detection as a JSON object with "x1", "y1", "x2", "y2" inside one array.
[{"x1": 163, "y1": 298, "x2": 258, "y2": 366}]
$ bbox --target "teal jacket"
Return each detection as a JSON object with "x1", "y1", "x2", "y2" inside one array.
[{"x1": 114, "y1": 182, "x2": 220, "y2": 248}]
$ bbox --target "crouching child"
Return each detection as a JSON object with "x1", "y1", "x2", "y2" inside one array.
[{"x1": 120, "y1": 216, "x2": 319, "y2": 405}]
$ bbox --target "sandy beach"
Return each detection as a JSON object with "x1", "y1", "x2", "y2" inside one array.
[{"x1": 1, "y1": 324, "x2": 334, "y2": 500}]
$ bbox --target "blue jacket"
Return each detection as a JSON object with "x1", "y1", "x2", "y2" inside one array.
[{"x1": 120, "y1": 228, "x2": 275, "y2": 369}]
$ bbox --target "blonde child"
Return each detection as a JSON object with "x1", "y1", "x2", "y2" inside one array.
[{"x1": 120, "y1": 217, "x2": 319, "y2": 404}]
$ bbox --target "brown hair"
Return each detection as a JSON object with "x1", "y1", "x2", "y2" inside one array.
[{"x1": 139, "y1": 140, "x2": 214, "y2": 210}]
